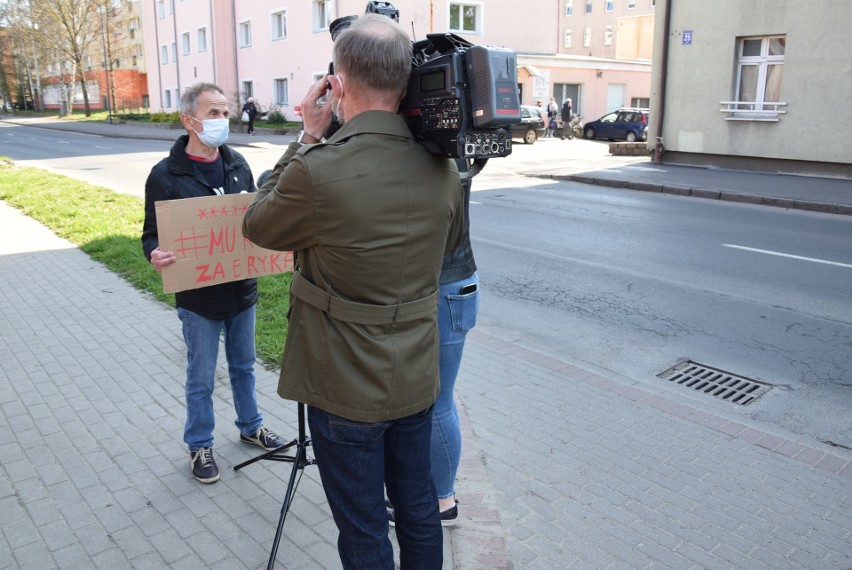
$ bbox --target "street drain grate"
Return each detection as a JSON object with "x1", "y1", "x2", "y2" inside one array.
[{"x1": 657, "y1": 361, "x2": 771, "y2": 405}]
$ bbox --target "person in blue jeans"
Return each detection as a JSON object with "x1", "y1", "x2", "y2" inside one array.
[
  {"x1": 389, "y1": 158, "x2": 480, "y2": 527},
  {"x1": 431, "y1": 159, "x2": 481, "y2": 524},
  {"x1": 142, "y1": 82, "x2": 285, "y2": 484}
]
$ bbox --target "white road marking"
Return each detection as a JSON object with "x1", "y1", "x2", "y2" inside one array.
[{"x1": 723, "y1": 244, "x2": 852, "y2": 269}]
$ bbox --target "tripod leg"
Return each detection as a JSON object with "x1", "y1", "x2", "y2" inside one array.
[{"x1": 267, "y1": 439, "x2": 306, "y2": 570}]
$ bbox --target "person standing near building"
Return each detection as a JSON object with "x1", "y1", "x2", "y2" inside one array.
[
  {"x1": 242, "y1": 14, "x2": 463, "y2": 569},
  {"x1": 241, "y1": 97, "x2": 259, "y2": 135},
  {"x1": 142, "y1": 82, "x2": 285, "y2": 485},
  {"x1": 561, "y1": 98, "x2": 573, "y2": 139}
]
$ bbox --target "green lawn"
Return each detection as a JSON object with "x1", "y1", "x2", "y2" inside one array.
[{"x1": 0, "y1": 157, "x2": 289, "y2": 367}]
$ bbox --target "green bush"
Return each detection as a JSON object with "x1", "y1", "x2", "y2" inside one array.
[
  {"x1": 149, "y1": 111, "x2": 180, "y2": 123},
  {"x1": 265, "y1": 110, "x2": 286, "y2": 125}
]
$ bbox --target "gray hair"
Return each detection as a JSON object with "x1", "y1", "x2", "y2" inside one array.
[
  {"x1": 332, "y1": 14, "x2": 411, "y2": 97},
  {"x1": 180, "y1": 82, "x2": 225, "y2": 116}
]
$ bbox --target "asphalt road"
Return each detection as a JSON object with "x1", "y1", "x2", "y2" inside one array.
[{"x1": 470, "y1": 177, "x2": 852, "y2": 450}]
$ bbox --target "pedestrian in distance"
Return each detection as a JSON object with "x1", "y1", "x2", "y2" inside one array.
[
  {"x1": 241, "y1": 97, "x2": 259, "y2": 135},
  {"x1": 242, "y1": 14, "x2": 463, "y2": 570},
  {"x1": 546, "y1": 96, "x2": 559, "y2": 138},
  {"x1": 141, "y1": 82, "x2": 286, "y2": 485},
  {"x1": 561, "y1": 98, "x2": 573, "y2": 139}
]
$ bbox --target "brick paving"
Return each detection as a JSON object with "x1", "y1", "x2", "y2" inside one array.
[{"x1": 1, "y1": 118, "x2": 851, "y2": 568}]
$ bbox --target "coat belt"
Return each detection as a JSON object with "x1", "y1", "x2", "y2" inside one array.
[{"x1": 290, "y1": 271, "x2": 437, "y2": 325}]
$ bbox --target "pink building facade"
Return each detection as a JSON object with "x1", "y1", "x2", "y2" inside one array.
[{"x1": 142, "y1": 0, "x2": 652, "y2": 122}]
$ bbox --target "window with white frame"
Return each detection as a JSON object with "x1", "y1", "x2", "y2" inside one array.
[
  {"x1": 583, "y1": 27, "x2": 591, "y2": 47},
  {"x1": 239, "y1": 20, "x2": 252, "y2": 47},
  {"x1": 157, "y1": 0, "x2": 164, "y2": 19},
  {"x1": 171, "y1": 42, "x2": 177, "y2": 62},
  {"x1": 164, "y1": 89, "x2": 171, "y2": 108},
  {"x1": 586, "y1": 0, "x2": 592, "y2": 14},
  {"x1": 627, "y1": 0, "x2": 635, "y2": 8},
  {"x1": 650, "y1": 0, "x2": 656, "y2": 6},
  {"x1": 604, "y1": 25, "x2": 613, "y2": 45},
  {"x1": 243, "y1": 81, "x2": 253, "y2": 100},
  {"x1": 723, "y1": 35, "x2": 786, "y2": 120},
  {"x1": 313, "y1": 0, "x2": 332, "y2": 31},
  {"x1": 274, "y1": 78, "x2": 288, "y2": 105},
  {"x1": 606, "y1": 1, "x2": 613, "y2": 12},
  {"x1": 160, "y1": 44, "x2": 168, "y2": 64},
  {"x1": 565, "y1": 0, "x2": 573, "y2": 16},
  {"x1": 168, "y1": 0, "x2": 174, "y2": 14},
  {"x1": 271, "y1": 10, "x2": 287, "y2": 40},
  {"x1": 449, "y1": 3, "x2": 482, "y2": 34},
  {"x1": 197, "y1": 27, "x2": 207, "y2": 52},
  {"x1": 181, "y1": 32, "x2": 191, "y2": 55},
  {"x1": 564, "y1": 29, "x2": 572, "y2": 48}
]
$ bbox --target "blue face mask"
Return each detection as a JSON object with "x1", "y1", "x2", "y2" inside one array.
[{"x1": 191, "y1": 117, "x2": 229, "y2": 148}]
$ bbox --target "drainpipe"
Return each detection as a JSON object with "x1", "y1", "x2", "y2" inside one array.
[
  {"x1": 152, "y1": 0, "x2": 162, "y2": 110},
  {"x1": 653, "y1": 0, "x2": 672, "y2": 164},
  {"x1": 231, "y1": 0, "x2": 240, "y2": 104}
]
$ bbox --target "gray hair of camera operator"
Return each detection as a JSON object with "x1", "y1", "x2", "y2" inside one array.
[{"x1": 332, "y1": 14, "x2": 412, "y2": 98}]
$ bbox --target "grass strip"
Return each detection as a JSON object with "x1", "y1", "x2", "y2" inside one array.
[{"x1": 0, "y1": 157, "x2": 289, "y2": 367}]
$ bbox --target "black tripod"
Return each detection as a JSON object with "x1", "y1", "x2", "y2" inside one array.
[{"x1": 233, "y1": 403, "x2": 316, "y2": 570}]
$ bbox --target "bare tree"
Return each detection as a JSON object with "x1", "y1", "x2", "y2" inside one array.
[{"x1": 30, "y1": 0, "x2": 98, "y2": 116}]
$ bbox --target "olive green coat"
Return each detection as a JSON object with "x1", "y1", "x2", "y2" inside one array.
[{"x1": 243, "y1": 111, "x2": 463, "y2": 422}]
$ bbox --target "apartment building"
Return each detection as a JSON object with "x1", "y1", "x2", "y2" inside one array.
[
  {"x1": 40, "y1": 0, "x2": 148, "y2": 113},
  {"x1": 142, "y1": 0, "x2": 653, "y2": 125},
  {"x1": 650, "y1": 0, "x2": 851, "y2": 176}
]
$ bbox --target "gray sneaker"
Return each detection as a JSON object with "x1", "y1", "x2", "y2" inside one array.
[
  {"x1": 190, "y1": 447, "x2": 219, "y2": 484},
  {"x1": 240, "y1": 426, "x2": 287, "y2": 451}
]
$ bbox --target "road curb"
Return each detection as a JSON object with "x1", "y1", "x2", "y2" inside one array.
[{"x1": 551, "y1": 174, "x2": 852, "y2": 216}]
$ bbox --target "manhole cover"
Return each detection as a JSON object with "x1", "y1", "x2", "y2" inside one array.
[{"x1": 657, "y1": 360, "x2": 771, "y2": 405}]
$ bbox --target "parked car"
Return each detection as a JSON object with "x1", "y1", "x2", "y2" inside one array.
[
  {"x1": 511, "y1": 105, "x2": 546, "y2": 144},
  {"x1": 582, "y1": 108, "x2": 649, "y2": 142}
]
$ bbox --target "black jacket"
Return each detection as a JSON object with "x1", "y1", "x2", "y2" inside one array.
[{"x1": 142, "y1": 135, "x2": 258, "y2": 319}]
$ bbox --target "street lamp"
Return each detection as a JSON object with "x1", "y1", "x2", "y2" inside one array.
[{"x1": 99, "y1": 5, "x2": 113, "y2": 124}]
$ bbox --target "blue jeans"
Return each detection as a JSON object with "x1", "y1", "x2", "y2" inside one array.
[
  {"x1": 178, "y1": 306, "x2": 263, "y2": 451},
  {"x1": 308, "y1": 406, "x2": 442, "y2": 570},
  {"x1": 431, "y1": 274, "x2": 479, "y2": 500}
]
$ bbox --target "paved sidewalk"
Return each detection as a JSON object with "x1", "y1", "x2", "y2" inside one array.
[{"x1": 2, "y1": 116, "x2": 851, "y2": 569}]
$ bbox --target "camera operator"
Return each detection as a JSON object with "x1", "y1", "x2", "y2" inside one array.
[{"x1": 242, "y1": 14, "x2": 463, "y2": 569}]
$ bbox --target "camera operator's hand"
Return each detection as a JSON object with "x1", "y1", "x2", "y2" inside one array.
[{"x1": 299, "y1": 75, "x2": 334, "y2": 144}]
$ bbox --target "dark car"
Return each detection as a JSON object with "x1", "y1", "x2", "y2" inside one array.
[
  {"x1": 582, "y1": 108, "x2": 649, "y2": 142},
  {"x1": 511, "y1": 105, "x2": 546, "y2": 144}
]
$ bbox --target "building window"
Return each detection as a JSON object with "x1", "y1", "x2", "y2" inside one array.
[
  {"x1": 164, "y1": 89, "x2": 171, "y2": 108},
  {"x1": 239, "y1": 20, "x2": 252, "y2": 47},
  {"x1": 606, "y1": 1, "x2": 613, "y2": 12},
  {"x1": 168, "y1": 0, "x2": 174, "y2": 15},
  {"x1": 604, "y1": 25, "x2": 613, "y2": 45},
  {"x1": 171, "y1": 42, "x2": 176, "y2": 62},
  {"x1": 313, "y1": 0, "x2": 332, "y2": 31},
  {"x1": 631, "y1": 97, "x2": 650, "y2": 108},
  {"x1": 650, "y1": 0, "x2": 656, "y2": 5},
  {"x1": 722, "y1": 35, "x2": 787, "y2": 120},
  {"x1": 271, "y1": 10, "x2": 287, "y2": 40},
  {"x1": 157, "y1": 0, "x2": 164, "y2": 19},
  {"x1": 586, "y1": 0, "x2": 592, "y2": 14},
  {"x1": 564, "y1": 29, "x2": 572, "y2": 48},
  {"x1": 275, "y1": 78, "x2": 288, "y2": 105},
  {"x1": 627, "y1": 0, "x2": 635, "y2": 7},
  {"x1": 243, "y1": 81, "x2": 253, "y2": 100},
  {"x1": 449, "y1": 3, "x2": 482, "y2": 34},
  {"x1": 565, "y1": 0, "x2": 573, "y2": 16},
  {"x1": 197, "y1": 27, "x2": 207, "y2": 52},
  {"x1": 583, "y1": 27, "x2": 591, "y2": 47},
  {"x1": 160, "y1": 44, "x2": 168, "y2": 64},
  {"x1": 181, "y1": 32, "x2": 191, "y2": 55}
]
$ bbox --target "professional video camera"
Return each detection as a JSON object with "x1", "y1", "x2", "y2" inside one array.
[{"x1": 328, "y1": 1, "x2": 521, "y2": 159}]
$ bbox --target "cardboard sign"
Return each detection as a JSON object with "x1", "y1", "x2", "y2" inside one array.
[{"x1": 155, "y1": 193, "x2": 294, "y2": 293}]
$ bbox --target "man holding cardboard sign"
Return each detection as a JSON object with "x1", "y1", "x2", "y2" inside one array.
[{"x1": 141, "y1": 82, "x2": 285, "y2": 484}]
